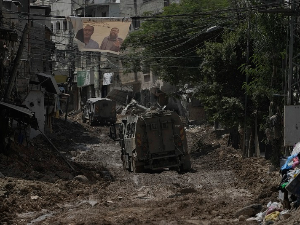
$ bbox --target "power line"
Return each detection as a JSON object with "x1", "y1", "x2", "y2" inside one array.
[{"x1": 1, "y1": 0, "x2": 288, "y2": 73}]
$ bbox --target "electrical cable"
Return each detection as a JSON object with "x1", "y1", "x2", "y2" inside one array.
[{"x1": 1, "y1": 0, "x2": 289, "y2": 73}]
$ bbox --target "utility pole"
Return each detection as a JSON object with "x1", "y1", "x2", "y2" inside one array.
[
  {"x1": 0, "y1": 0, "x2": 3, "y2": 89},
  {"x1": 84, "y1": 0, "x2": 86, "y2": 17},
  {"x1": 65, "y1": 27, "x2": 75, "y2": 122},
  {"x1": 0, "y1": 0, "x2": 3, "y2": 27},
  {"x1": 287, "y1": 0, "x2": 296, "y2": 105},
  {"x1": 243, "y1": 1, "x2": 251, "y2": 157}
]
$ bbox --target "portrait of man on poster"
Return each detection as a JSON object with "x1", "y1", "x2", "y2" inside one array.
[
  {"x1": 75, "y1": 24, "x2": 99, "y2": 49},
  {"x1": 100, "y1": 27, "x2": 123, "y2": 52}
]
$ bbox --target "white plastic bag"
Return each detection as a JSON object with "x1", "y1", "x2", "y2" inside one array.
[{"x1": 291, "y1": 142, "x2": 300, "y2": 156}]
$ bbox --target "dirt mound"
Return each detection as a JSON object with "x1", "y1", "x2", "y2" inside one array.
[{"x1": 0, "y1": 113, "x2": 292, "y2": 224}]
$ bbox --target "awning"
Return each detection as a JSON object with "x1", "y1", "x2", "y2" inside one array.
[
  {"x1": 0, "y1": 101, "x2": 38, "y2": 129},
  {"x1": 0, "y1": 101, "x2": 34, "y2": 117},
  {"x1": 54, "y1": 75, "x2": 68, "y2": 84},
  {"x1": 36, "y1": 73, "x2": 60, "y2": 94}
]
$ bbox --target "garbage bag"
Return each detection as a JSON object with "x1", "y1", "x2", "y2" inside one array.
[
  {"x1": 292, "y1": 142, "x2": 300, "y2": 156},
  {"x1": 264, "y1": 211, "x2": 280, "y2": 222},
  {"x1": 281, "y1": 154, "x2": 298, "y2": 171}
]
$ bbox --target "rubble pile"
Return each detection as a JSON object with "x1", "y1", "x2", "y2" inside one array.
[{"x1": 2, "y1": 115, "x2": 300, "y2": 224}]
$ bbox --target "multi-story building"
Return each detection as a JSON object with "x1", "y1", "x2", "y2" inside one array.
[
  {"x1": 0, "y1": 0, "x2": 59, "y2": 140},
  {"x1": 29, "y1": 5, "x2": 54, "y2": 75},
  {"x1": 120, "y1": 0, "x2": 179, "y2": 18},
  {"x1": 2, "y1": 0, "x2": 54, "y2": 99},
  {"x1": 43, "y1": 0, "x2": 124, "y2": 110}
]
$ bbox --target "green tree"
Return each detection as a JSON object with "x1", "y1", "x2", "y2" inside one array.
[
  {"x1": 197, "y1": 26, "x2": 248, "y2": 128},
  {"x1": 241, "y1": 12, "x2": 287, "y2": 164},
  {"x1": 121, "y1": 0, "x2": 288, "y2": 162},
  {"x1": 121, "y1": 0, "x2": 231, "y2": 86}
]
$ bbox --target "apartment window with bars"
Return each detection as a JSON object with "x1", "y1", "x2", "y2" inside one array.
[
  {"x1": 133, "y1": 18, "x2": 140, "y2": 30},
  {"x1": 164, "y1": 0, "x2": 170, "y2": 6},
  {"x1": 143, "y1": 64, "x2": 150, "y2": 82},
  {"x1": 63, "y1": 20, "x2": 67, "y2": 31},
  {"x1": 56, "y1": 21, "x2": 60, "y2": 32}
]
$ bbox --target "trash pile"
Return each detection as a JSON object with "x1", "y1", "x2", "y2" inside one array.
[
  {"x1": 245, "y1": 143, "x2": 300, "y2": 224},
  {"x1": 245, "y1": 201, "x2": 291, "y2": 224},
  {"x1": 279, "y1": 146, "x2": 300, "y2": 199},
  {"x1": 279, "y1": 143, "x2": 300, "y2": 209}
]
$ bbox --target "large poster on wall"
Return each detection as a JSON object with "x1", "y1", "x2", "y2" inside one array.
[{"x1": 69, "y1": 17, "x2": 131, "y2": 54}]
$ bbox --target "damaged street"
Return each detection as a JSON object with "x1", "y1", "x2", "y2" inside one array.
[
  {"x1": 0, "y1": 112, "x2": 293, "y2": 225},
  {"x1": 3, "y1": 0, "x2": 300, "y2": 224}
]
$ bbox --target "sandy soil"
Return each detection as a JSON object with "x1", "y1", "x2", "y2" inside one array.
[{"x1": 0, "y1": 112, "x2": 299, "y2": 225}]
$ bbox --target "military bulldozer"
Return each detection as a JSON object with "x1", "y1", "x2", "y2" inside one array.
[
  {"x1": 82, "y1": 98, "x2": 116, "y2": 126},
  {"x1": 116, "y1": 101, "x2": 191, "y2": 173}
]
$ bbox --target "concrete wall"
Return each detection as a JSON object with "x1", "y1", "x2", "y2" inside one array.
[
  {"x1": 120, "y1": 0, "x2": 181, "y2": 17},
  {"x1": 50, "y1": 0, "x2": 72, "y2": 17},
  {"x1": 23, "y1": 90, "x2": 45, "y2": 138},
  {"x1": 140, "y1": 0, "x2": 165, "y2": 14},
  {"x1": 30, "y1": 7, "x2": 52, "y2": 75},
  {"x1": 50, "y1": 0, "x2": 72, "y2": 51},
  {"x1": 108, "y1": 4, "x2": 120, "y2": 17}
]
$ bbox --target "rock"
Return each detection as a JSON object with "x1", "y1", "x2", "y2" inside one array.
[
  {"x1": 73, "y1": 175, "x2": 89, "y2": 183},
  {"x1": 31, "y1": 195, "x2": 39, "y2": 200},
  {"x1": 101, "y1": 171, "x2": 112, "y2": 180},
  {"x1": 235, "y1": 204, "x2": 262, "y2": 218},
  {"x1": 238, "y1": 215, "x2": 246, "y2": 221},
  {"x1": 279, "y1": 212, "x2": 291, "y2": 220},
  {"x1": 0, "y1": 191, "x2": 7, "y2": 197},
  {"x1": 179, "y1": 188, "x2": 197, "y2": 194},
  {"x1": 88, "y1": 200, "x2": 98, "y2": 206}
]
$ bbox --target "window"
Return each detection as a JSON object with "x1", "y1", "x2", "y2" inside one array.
[
  {"x1": 86, "y1": 53, "x2": 91, "y2": 66},
  {"x1": 133, "y1": 18, "x2": 140, "y2": 30},
  {"x1": 143, "y1": 63, "x2": 150, "y2": 82},
  {"x1": 51, "y1": 23, "x2": 53, "y2": 32},
  {"x1": 142, "y1": 63, "x2": 150, "y2": 74},
  {"x1": 162, "y1": 122, "x2": 168, "y2": 129},
  {"x1": 151, "y1": 123, "x2": 158, "y2": 130},
  {"x1": 164, "y1": 0, "x2": 170, "y2": 7},
  {"x1": 63, "y1": 20, "x2": 67, "y2": 31},
  {"x1": 43, "y1": 60, "x2": 47, "y2": 72},
  {"x1": 144, "y1": 74, "x2": 150, "y2": 82},
  {"x1": 56, "y1": 21, "x2": 60, "y2": 31}
]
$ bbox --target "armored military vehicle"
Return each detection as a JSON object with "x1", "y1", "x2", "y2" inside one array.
[
  {"x1": 82, "y1": 98, "x2": 116, "y2": 125},
  {"x1": 118, "y1": 105, "x2": 191, "y2": 173}
]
